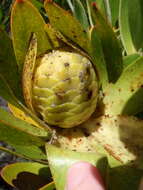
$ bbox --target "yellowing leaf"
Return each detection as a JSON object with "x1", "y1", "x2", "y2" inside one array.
[{"x1": 8, "y1": 103, "x2": 41, "y2": 128}]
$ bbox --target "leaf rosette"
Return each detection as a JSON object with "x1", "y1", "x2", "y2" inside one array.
[{"x1": 1, "y1": 0, "x2": 143, "y2": 189}]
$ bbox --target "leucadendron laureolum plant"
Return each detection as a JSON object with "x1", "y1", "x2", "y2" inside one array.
[{"x1": 1, "y1": 0, "x2": 143, "y2": 189}]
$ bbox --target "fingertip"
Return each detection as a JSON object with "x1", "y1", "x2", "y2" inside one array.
[{"x1": 65, "y1": 161, "x2": 105, "y2": 190}]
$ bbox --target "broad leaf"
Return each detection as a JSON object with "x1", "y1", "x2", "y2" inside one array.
[
  {"x1": 88, "y1": 0, "x2": 105, "y2": 16},
  {"x1": 1, "y1": 162, "x2": 51, "y2": 189},
  {"x1": 100, "y1": 0, "x2": 112, "y2": 23},
  {"x1": 107, "y1": 164, "x2": 143, "y2": 190},
  {"x1": 0, "y1": 118, "x2": 43, "y2": 147},
  {"x1": 106, "y1": 155, "x2": 143, "y2": 190},
  {"x1": 44, "y1": 0, "x2": 90, "y2": 52},
  {"x1": 87, "y1": 0, "x2": 119, "y2": 26},
  {"x1": 73, "y1": 0, "x2": 89, "y2": 30},
  {"x1": 109, "y1": 0, "x2": 119, "y2": 26},
  {"x1": 0, "y1": 107, "x2": 49, "y2": 138},
  {"x1": 104, "y1": 56, "x2": 143, "y2": 115},
  {"x1": 11, "y1": 0, "x2": 52, "y2": 73},
  {"x1": 86, "y1": 0, "x2": 105, "y2": 26},
  {"x1": 123, "y1": 54, "x2": 140, "y2": 69},
  {"x1": 0, "y1": 28, "x2": 22, "y2": 101},
  {"x1": 0, "y1": 107, "x2": 48, "y2": 159},
  {"x1": 90, "y1": 27, "x2": 108, "y2": 88},
  {"x1": 128, "y1": 0, "x2": 143, "y2": 51},
  {"x1": 0, "y1": 145, "x2": 44, "y2": 161},
  {"x1": 91, "y1": 3, "x2": 123, "y2": 83},
  {"x1": 28, "y1": 0, "x2": 43, "y2": 10},
  {"x1": 46, "y1": 144, "x2": 107, "y2": 190},
  {"x1": 90, "y1": 0, "x2": 119, "y2": 26},
  {"x1": 99, "y1": 0, "x2": 119, "y2": 25},
  {"x1": 119, "y1": 0, "x2": 143, "y2": 54},
  {"x1": 14, "y1": 144, "x2": 47, "y2": 160}
]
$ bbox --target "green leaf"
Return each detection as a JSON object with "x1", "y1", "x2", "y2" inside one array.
[
  {"x1": 119, "y1": 0, "x2": 140, "y2": 54},
  {"x1": 0, "y1": 107, "x2": 49, "y2": 138},
  {"x1": 1, "y1": 162, "x2": 51, "y2": 189},
  {"x1": 0, "y1": 75, "x2": 20, "y2": 108},
  {"x1": 0, "y1": 117, "x2": 43, "y2": 146},
  {"x1": 73, "y1": 0, "x2": 89, "y2": 30},
  {"x1": 0, "y1": 8, "x2": 3, "y2": 23},
  {"x1": 101, "y1": 0, "x2": 120, "y2": 26},
  {"x1": 14, "y1": 144, "x2": 47, "y2": 160},
  {"x1": 46, "y1": 144, "x2": 107, "y2": 190},
  {"x1": 123, "y1": 53, "x2": 140, "y2": 69},
  {"x1": 128, "y1": 0, "x2": 143, "y2": 51},
  {"x1": 0, "y1": 82, "x2": 52, "y2": 132},
  {"x1": 105, "y1": 155, "x2": 143, "y2": 190},
  {"x1": 109, "y1": 0, "x2": 119, "y2": 26},
  {"x1": 88, "y1": 0, "x2": 105, "y2": 13},
  {"x1": 0, "y1": 28, "x2": 23, "y2": 101},
  {"x1": 11, "y1": 0, "x2": 52, "y2": 73},
  {"x1": 28, "y1": 0, "x2": 43, "y2": 10},
  {"x1": 39, "y1": 182, "x2": 55, "y2": 190},
  {"x1": 86, "y1": 0, "x2": 106, "y2": 26},
  {"x1": 44, "y1": 0, "x2": 90, "y2": 52},
  {"x1": 101, "y1": 0, "x2": 112, "y2": 23},
  {"x1": 90, "y1": 27, "x2": 108, "y2": 88},
  {"x1": 92, "y1": 0, "x2": 119, "y2": 26},
  {"x1": 0, "y1": 107, "x2": 48, "y2": 159},
  {"x1": 91, "y1": 3, "x2": 123, "y2": 83},
  {"x1": 104, "y1": 56, "x2": 143, "y2": 115},
  {"x1": 0, "y1": 146, "x2": 46, "y2": 162},
  {"x1": 107, "y1": 160, "x2": 143, "y2": 190}
]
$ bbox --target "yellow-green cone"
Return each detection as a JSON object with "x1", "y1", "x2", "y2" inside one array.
[{"x1": 32, "y1": 50, "x2": 98, "y2": 128}]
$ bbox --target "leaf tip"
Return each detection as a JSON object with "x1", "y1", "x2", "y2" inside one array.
[
  {"x1": 16, "y1": 0, "x2": 24, "y2": 3},
  {"x1": 92, "y1": 2, "x2": 98, "y2": 11},
  {"x1": 45, "y1": 0, "x2": 53, "y2": 3},
  {"x1": 92, "y1": 2, "x2": 97, "y2": 7}
]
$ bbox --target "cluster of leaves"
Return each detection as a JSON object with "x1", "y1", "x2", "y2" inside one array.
[
  {"x1": 0, "y1": 0, "x2": 70, "y2": 31},
  {"x1": 1, "y1": 0, "x2": 143, "y2": 190}
]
